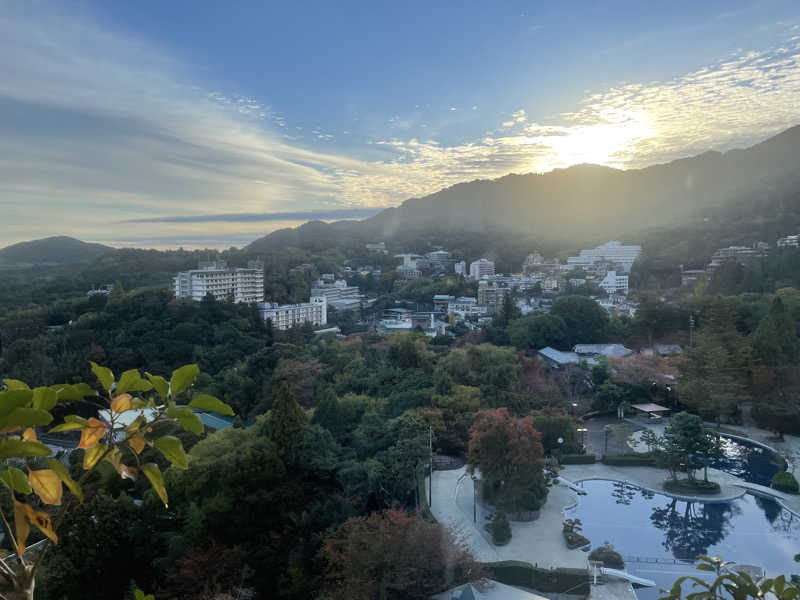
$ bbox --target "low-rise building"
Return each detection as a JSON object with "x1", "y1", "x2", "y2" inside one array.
[
  {"x1": 599, "y1": 271, "x2": 629, "y2": 295},
  {"x1": 174, "y1": 261, "x2": 264, "y2": 303},
  {"x1": 454, "y1": 261, "x2": 467, "y2": 276},
  {"x1": 447, "y1": 296, "x2": 487, "y2": 318},
  {"x1": 573, "y1": 344, "x2": 634, "y2": 359},
  {"x1": 777, "y1": 234, "x2": 800, "y2": 249},
  {"x1": 258, "y1": 296, "x2": 327, "y2": 330},
  {"x1": 433, "y1": 294, "x2": 455, "y2": 313},
  {"x1": 707, "y1": 244, "x2": 769, "y2": 272},
  {"x1": 477, "y1": 280, "x2": 508, "y2": 314},
  {"x1": 366, "y1": 242, "x2": 387, "y2": 254},
  {"x1": 310, "y1": 279, "x2": 361, "y2": 302}
]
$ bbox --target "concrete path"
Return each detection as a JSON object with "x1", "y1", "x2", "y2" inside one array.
[
  {"x1": 588, "y1": 580, "x2": 638, "y2": 600},
  {"x1": 428, "y1": 467, "x2": 588, "y2": 568}
]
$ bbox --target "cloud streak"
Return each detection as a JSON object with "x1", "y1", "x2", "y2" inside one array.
[{"x1": 122, "y1": 208, "x2": 382, "y2": 223}]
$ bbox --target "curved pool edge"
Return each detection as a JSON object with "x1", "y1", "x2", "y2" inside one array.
[{"x1": 568, "y1": 476, "x2": 747, "y2": 504}]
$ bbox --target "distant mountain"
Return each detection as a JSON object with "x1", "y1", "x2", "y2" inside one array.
[
  {"x1": 247, "y1": 125, "x2": 800, "y2": 251},
  {"x1": 0, "y1": 236, "x2": 113, "y2": 266}
]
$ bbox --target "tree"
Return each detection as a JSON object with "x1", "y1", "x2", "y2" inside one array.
[
  {"x1": 0, "y1": 362, "x2": 233, "y2": 599},
  {"x1": 467, "y1": 408, "x2": 548, "y2": 513},
  {"x1": 550, "y1": 296, "x2": 610, "y2": 346},
  {"x1": 320, "y1": 509, "x2": 482, "y2": 600},
  {"x1": 265, "y1": 382, "x2": 308, "y2": 454},
  {"x1": 507, "y1": 314, "x2": 568, "y2": 351},
  {"x1": 660, "y1": 412, "x2": 720, "y2": 481}
]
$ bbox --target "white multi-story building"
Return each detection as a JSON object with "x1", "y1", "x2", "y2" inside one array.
[
  {"x1": 258, "y1": 296, "x2": 327, "y2": 330},
  {"x1": 567, "y1": 241, "x2": 642, "y2": 273},
  {"x1": 447, "y1": 296, "x2": 487, "y2": 318},
  {"x1": 454, "y1": 261, "x2": 467, "y2": 276},
  {"x1": 469, "y1": 258, "x2": 495, "y2": 280},
  {"x1": 777, "y1": 234, "x2": 800, "y2": 249},
  {"x1": 310, "y1": 279, "x2": 360, "y2": 302},
  {"x1": 174, "y1": 261, "x2": 264, "y2": 303},
  {"x1": 599, "y1": 271, "x2": 629, "y2": 295}
]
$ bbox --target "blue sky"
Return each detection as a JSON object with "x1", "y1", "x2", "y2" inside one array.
[{"x1": 2, "y1": 0, "x2": 800, "y2": 248}]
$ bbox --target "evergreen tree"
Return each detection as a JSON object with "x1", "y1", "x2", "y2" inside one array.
[{"x1": 266, "y1": 382, "x2": 308, "y2": 452}]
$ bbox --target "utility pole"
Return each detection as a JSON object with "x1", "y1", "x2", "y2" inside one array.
[
  {"x1": 689, "y1": 314, "x2": 696, "y2": 348},
  {"x1": 429, "y1": 425, "x2": 433, "y2": 507}
]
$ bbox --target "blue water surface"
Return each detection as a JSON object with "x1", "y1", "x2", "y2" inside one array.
[
  {"x1": 566, "y1": 480, "x2": 800, "y2": 599},
  {"x1": 711, "y1": 435, "x2": 786, "y2": 487}
]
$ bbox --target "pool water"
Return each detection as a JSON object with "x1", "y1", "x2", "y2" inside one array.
[
  {"x1": 566, "y1": 480, "x2": 800, "y2": 598},
  {"x1": 711, "y1": 435, "x2": 786, "y2": 487}
]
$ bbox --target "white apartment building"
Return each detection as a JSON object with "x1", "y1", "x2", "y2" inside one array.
[
  {"x1": 447, "y1": 297, "x2": 486, "y2": 318},
  {"x1": 310, "y1": 279, "x2": 361, "y2": 302},
  {"x1": 469, "y1": 258, "x2": 495, "y2": 280},
  {"x1": 258, "y1": 296, "x2": 327, "y2": 330},
  {"x1": 777, "y1": 234, "x2": 800, "y2": 249},
  {"x1": 174, "y1": 261, "x2": 264, "y2": 303},
  {"x1": 567, "y1": 241, "x2": 642, "y2": 273},
  {"x1": 599, "y1": 270, "x2": 629, "y2": 295},
  {"x1": 454, "y1": 261, "x2": 467, "y2": 276}
]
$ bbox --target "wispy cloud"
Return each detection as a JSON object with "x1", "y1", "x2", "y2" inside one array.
[{"x1": 122, "y1": 208, "x2": 381, "y2": 224}]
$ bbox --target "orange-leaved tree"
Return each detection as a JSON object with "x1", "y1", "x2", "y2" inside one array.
[{"x1": 0, "y1": 362, "x2": 233, "y2": 600}]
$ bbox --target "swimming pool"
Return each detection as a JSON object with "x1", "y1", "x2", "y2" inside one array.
[
  {"x1": 565, "y1": 479, "x2": 800, "y2": 599},
  {"x1": 711, "y1": 434, "x2": 787, "y2": 486}
]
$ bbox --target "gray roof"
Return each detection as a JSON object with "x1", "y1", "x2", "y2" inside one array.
[
  {"x1": 655, "y1": 344, "x2": 683, "y2": 356},
  {"x1": 573, "y1": 344, "x2": 633, "y2": 358},
  {"x1": 538, "y1": 347, "x2": 580, "y2": 365}
]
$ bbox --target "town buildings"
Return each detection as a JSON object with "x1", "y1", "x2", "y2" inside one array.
[
  {"x1": 426, "y1": 250, "x2": 456, "y2": 272},
  {"x1": 567, "y1": 241, "x2": 642, "y2": 273},
  {"x1": 469, "y1": 258, "x2": 495, "y2": 280},
  {"x1": 777, "y1": 234, "x2": 800, "y2": 249},
  {"x1": 706, "y1": 244, "x2": 769, "y2": 272},
  {"x1": 258, "y1": 296, "x2": 327, "y2": 330},
  {"x1": 174, "y1": 261, "x2": 264, "y2": 303},
  {"x1": 477, "y1": 280, "x2": 508, "y2": 314}
]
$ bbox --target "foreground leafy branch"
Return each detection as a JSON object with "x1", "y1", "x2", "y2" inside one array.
[{"x1": 0, "y1": 362, "x2": 233, "y2": 600}]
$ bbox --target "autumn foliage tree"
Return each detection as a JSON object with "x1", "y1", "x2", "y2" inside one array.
[
  {"x1": 467, "y1": 408, "x2": 548, "y2": 514},
  {"x1": 320, "y1": 509, "x2": 482, "y2": 600},
  {"x1": 0, "y1": 362, "x2": 233, "y2": 600}
]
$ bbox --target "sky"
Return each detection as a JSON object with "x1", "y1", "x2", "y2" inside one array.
[{"x1": 2, "y1": 0, "x2": 800, "y2": 249}]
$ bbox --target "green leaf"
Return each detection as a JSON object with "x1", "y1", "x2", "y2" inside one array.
[
  {"x1": 134, "y1": 589, "x2": 155, "y2": 600},
  {"x1": 3, "y1": 380, "x2": 29, "y2": 391},
  {"x1": 50, "y1": 383, "x2": 94, "y2": 402},
  {"x1": 48, "y1": 414, "x2": 90, "y2": 433},
  {"x1": 45, "y1": 458, "x2": 83, "y2": 502},
  {"x1": 169, "y1": 364, "x2": 200, "y2": 398},
  {"x1": 154, "y1": 436, "x2": 188, "y2": 470},
  {"x1": 188, "y1": 394, "x2": 234, "y2": 416},
  {"x1": 141, "y1": 463, "x2": 168, "y2": 506},
  {"x1": 0, "y1": 439, "x2": 51, "y2": 458},
  {"x1": 116, "y1": 369, "x2": 152, "y2": 395},
  {"x1": 0, "y1": 390, "x2": 34, "y2": 417},
  {"x1": 166, "y1": 404, "x2": 204, "y2": 435},
  {"x1": 696, "y1": 564, "x2": 715, "y2": 571},
  {"x1": 32, "y1": 387, "x2": 58, "y2": 411},
  {"x1": 0, "y1": 467, "x2": 32, "y2": 495},
  {"x1": 89, "y1": 361, "x2": 114, "y2": 392},
  {"x1": 0, "y1": 408, "x2": 53, "y2": 430},
  {"x1": 145, "y1": 373, "x2": 169, "y2": 399}
]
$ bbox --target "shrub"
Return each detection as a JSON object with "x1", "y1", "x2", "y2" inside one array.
[
  {"x1": 601, "y1": 454, "x2": 656, "y2": 467},
  {"x1": 772, "y1": 471, "x2": 799, "y2": 494},
  {"x1": 560, "y1": 454, "x2": 596, "y2": 464},
  {"x1": 487, "y1": 512, "x2": 512, "y2": 546},
  {"x1": 662, "y1": 478, "x2": 721, "y2": 495},
  {"x1": 589, "y1": 542, "x2": 625, "y2": 569}
]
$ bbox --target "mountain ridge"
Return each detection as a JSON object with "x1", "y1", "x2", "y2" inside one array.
[
  {"x1": 0, "y1": 236, "x2": 114, "y2": 266},
  {"x1": 248, "y1": 125, "x2": 800, "y2": 251}
]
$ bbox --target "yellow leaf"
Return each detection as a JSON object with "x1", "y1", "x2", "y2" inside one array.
[
  {"x1": 110, "y1": 393, "x2": 133, "y2": 414},
  {"x1": 23, "y1": 504, "x2": 57, "y2": 544},
  {"x1": 78, "y1": 417, "x2": 107, "y2": 450},
  {"x1": 13, "y1": 500, "x2": 29, "y2": 557},
  {"x1": 83, "y1": 444, "x2": 106, "y2": 470},
  {"x1": 29, "y1": 469, "x2": 63, "y2": 506},
  {"x1": 0, "y1": 426, "x2": 21, "y2": 435},
  {"x1": 129, "y1": 434, "x2": 146, "y2": 455},
  {"x1": 22, "y1": 428, "x2": 37, "y2": 441}
]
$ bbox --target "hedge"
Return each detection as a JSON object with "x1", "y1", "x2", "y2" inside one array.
[
  {"x1": 601, "y1": 454, "x2": 657, "y2": 467},
  {"x1": 560, "y1": 454, "x2": 596, "y2": 465},
  {"x1": 772, "y1": 471, "x2": 799, "y2": 494},
  {"x1": 484, "y1": 561, "x2": 590, "y2": 595}
]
